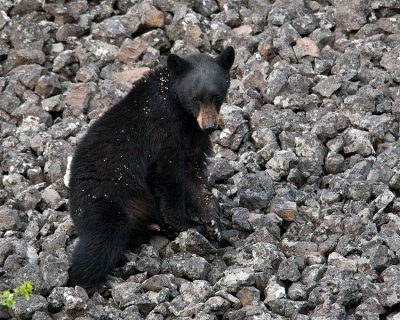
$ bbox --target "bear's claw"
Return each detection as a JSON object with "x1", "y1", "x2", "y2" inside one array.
[{"x1": 205, "y1": 219, "x2": 222, "y2": 242}]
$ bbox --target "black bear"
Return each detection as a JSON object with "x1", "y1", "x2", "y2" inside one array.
[{"x1": 68, "y1": 47, "x2": 235, "y2": 292}]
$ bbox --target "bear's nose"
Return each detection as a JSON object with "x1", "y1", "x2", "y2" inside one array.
[{"x1": 203, "y1": 123, "x2": 217, "y2": 133}]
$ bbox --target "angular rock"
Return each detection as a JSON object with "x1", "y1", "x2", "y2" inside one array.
[
  {"x1": 92, "y1": 15, "x2": 140, "y2": 46},
  {"x1": 342, "y1": 128, "x2": 375, "y2": 156},
  {"x1": 39, "y1": 253, "x2": 69, "y2": 288},
  {"x1": 217, "y1": 104, "x2": 248, "y2": 151},
  {"x1": 294, "y1": 37, "x2": 320, "y2": 58},
  {"x1": 171, "y1": 229, "x2": 217, "y2": 258},
  {"x1": 111, "y1": 282, "x2": 142, "y2": 309},
  {"x1": 270, "y1": 198, "x2": 297, "y2": 222},
  {"x1": 161, "y1": 253, "x2": 210, "y2": 280},
  {"x1": 266, "y1": 150, "x2": 298, "y2": 180},
  {"x1": 234, "y1": 171, "x2": 274, "y2": 210},
  {"x1": 180, "y1": 280, "x2": 212, "y2": 304},
  {"x1": 335, "y1": 0, "x2": 370, "y2": 31},
  {"x1": 236, "y1": 287, "x2": 260, "y2": 307},
  {"x1": 0, "y1": 206, "x2": 21, "y2": 231},
  {"x1": 115, "y1": 38, "x2": 149, "y2": 64},
  {"x1": 377, "y1": 15, "x2": 400, "y2": 33},
  {"x1": 64, "y1": 82, "x2": 97, "y2": 116},
  {"x1": 11, "y1": 294, "x2": 48, "y2": 320},
  {"x1": 215, "y1": 268, "x2": 255, "y2": 293},
  {"x1": 142, "y1": 274, "x2": 176, "y2": 292},
  {"x1": 264, "y1": 276, "x2": 286, "y2": 303},
  {"x1": 277, "y1": 258, "x2": 301, "y2": 282},
  {"x1": 312, "y1": 76, "x2": 342, "y2": 98}
]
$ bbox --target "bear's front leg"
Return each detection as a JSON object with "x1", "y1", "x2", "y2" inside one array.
[
  {"x1": 185, "y1": 163, "x2": 222, "y2": 242},
  {"x1": 149, "y1": 156, "x2": 199, "y2": 234}
]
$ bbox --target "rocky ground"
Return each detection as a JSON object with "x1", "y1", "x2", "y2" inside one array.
[{"x1": 1, "y1": 0, "x2": 400, "y2": 319}]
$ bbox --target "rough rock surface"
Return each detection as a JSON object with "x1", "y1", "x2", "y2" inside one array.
[{"x1": 1, "y1": 0, "x2": 400, "y2": 319}]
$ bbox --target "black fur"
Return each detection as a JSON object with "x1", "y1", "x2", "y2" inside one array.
[{"x1": 68, "y1": 47, "x2": 235, "y2": 293}]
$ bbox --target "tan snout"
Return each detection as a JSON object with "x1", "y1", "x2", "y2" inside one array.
[{"x1": 197, "y1": 105, "x2": 219, "y2": 132}]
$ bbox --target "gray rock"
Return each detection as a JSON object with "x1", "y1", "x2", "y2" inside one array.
[
  {"x1": 39, "y1": 252, "x2": 69, "y2": 289},
  {"x1": 331, "y1": 50, "x2": 360, "y2": 80},
  {"x1": 217, "y1": 104, "x2": 248, "y2": 151},
  {"x1": 268, "y1": 7, "x2": 291, "y2": 26},
  {"x1": 83, "y1": 38, "x2": 119, "y2": 63},
  {"x1": 47, "y1": 287, "x2": 66, "y2": 309},
  {"x1": 362, "y1": 243, "x2": 391, "y2": 270},
  {"x1": 8, "y1": 64, "x2": 44, "y2": 90},
  {"x1": 234, "y1": 171, "x2": 274, "y2": 210},
  {"x1": 378, "y1": 281, "x2": 400, "y2": 308},
  {"x1": 208, "y1": 158, "x2": 236, "y2": 184},
  {"x1": 236, "y1": 286, "x2": 260, "y2": 306},
  {"x1": 277, "y1": 258, "x2": 301, "y2": 282},
  {"x1": 293, "y1": 14, "x2": 320, "y2": 35},
  {"x1": 204, "y1": 296, "x2": 231, "y2": 315},
  {"x1": 301, "y1": 264, "x2": 327, "y2": 291},
  {"x1": 63, "y1": 286, "x2": 88, "y2": 311},
  {"x1": 377, "y1": 15, "x2": 400, "y2": 33},
  {"x1": 11, "y1": 294, "x2": 48, "y2": 320},
  {"x1": 270, "y1": 197, "x2": 298, "y2": 222},
  {"x1": 266, "y1": 150, "x2": 298, "y2": 180},
  {"x1": 43, "y1": 140, "x2": 74, "y2": 184},
  {"x1": 312, "y1": 76, "x2": 342, "y2": 98},
  {"x1": 53, "y1": 50, "x2": 78, "y2": 73},
  {"x1": 372, "y1": 0, "x2": 400, "y2": 8},
  {"x1": 355, "y1": 296, "x2": 386, "y2": 319},
  {"x1": 287, "y1": 282, "x2": 307, "y2": 301},
  {"x1": 180, "y1": 280, "x2": 212, "y2": 304},
  {"x1": 264, "y1": 69, "x2": 288, "y2": 103},
  {"x1": 142, "y1": 274, "x2": 176, "y2": 293},
  {"x1": 41, "y1": 186, "x2": 63, "y2": 209},
  {"x1": 135, "y1": 244, "x2": 161, "y2": 275},
  {"x1": 251, "y1": 128, "x2": 280, "y2": 161},
  {"x1": 161, "y1": 253, "x2": 210, "y2": 280},
  {"x1": 35, "y1": 74, "x2": 62, "y2": 98},
  {"x1": 342, "y1": 128, "x2": 375, "y2": 156},
  {"x1": 10, "y1": 19, "x2": 44, "y2": 51},
  {"x1": 0, "y1": 10, "x2": 10, "y2": 31},
  {"x1": 92, "y1": 15, "x2": 140, "y2": 46},
  {"x1": 295, "y1": 132, "x2": 327, "y2": 165},
  {"x1": 111, "y1": 282, "x2": 142, "y2": 309},
  {"x1": 334, "y1": 0, "x2": 370, "y2": 31},
  {"x1": 267, "y1": 298, "x2": 309, "y2": 318},
  {"x1": 139, "y1": 29, "x2": 171, "y2": 51},
  {"x1": 56, "y1": 24, "x2": 86, "y2": 42},
  {"x1": 171, "y1": 229, "x2": 217, "y2": 258},
  {"x1": 0, "y1": 205, "x2": 21, "y2": 231},
  {"x1": 264, "y1": 276, "x2": 286, "y2": 303},
  {"x1": 215, "y1": 267, "x2": 255, "y2": 293},
  {"x1": 31, "y1": 311, "x2": 52, "y2": 320},
  {"x1": 310, "y1": 303, "x2": 347, "y2": 319}
]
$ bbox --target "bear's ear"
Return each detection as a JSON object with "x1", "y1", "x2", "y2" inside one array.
[
  {"x1": 216, "y1": 46, "x2": 235, "y2": 70},
  {"x1": 167, "y1": 54, "x2": 191, "y2": 75}
]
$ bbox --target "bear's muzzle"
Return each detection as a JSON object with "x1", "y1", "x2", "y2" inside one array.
[{"x1": 197, "y1": 104, "x2": 219, "y2": 133}]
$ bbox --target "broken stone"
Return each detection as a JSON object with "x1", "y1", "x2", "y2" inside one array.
[{"x1": 294, "y1": 37, "x2": 320, "y2": 58}]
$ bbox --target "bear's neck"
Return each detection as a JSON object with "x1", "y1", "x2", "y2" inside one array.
[
  {"x1": 154, "y1": 67, "x2": 192, "y2": 118},
  {"x1": 129, "y1": 66, "x2": 193, "y2": 123}
]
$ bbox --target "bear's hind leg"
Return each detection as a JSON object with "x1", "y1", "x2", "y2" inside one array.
[{"x1": 69, "y1": 219, "x2": 132, "y2": 294}]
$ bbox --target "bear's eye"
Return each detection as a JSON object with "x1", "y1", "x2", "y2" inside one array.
[
  {"x1": 213, "y1": 94, "x2": 222, "y2": 102},
  {"x1": 193, "y1": 96, "x2": 201, "y2": 103}
]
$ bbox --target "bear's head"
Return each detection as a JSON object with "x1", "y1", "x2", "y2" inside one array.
[{"x1": 167, "y1": 46, "x2": 235, "y2": 133}]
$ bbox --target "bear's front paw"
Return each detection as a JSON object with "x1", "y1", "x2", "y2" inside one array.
[
  {"x1": 159, "y1": 224, "x2": 179, "y2": 239},
  {"x1": 205, "y1": 218, "x2": 222, "y2": 242}
]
